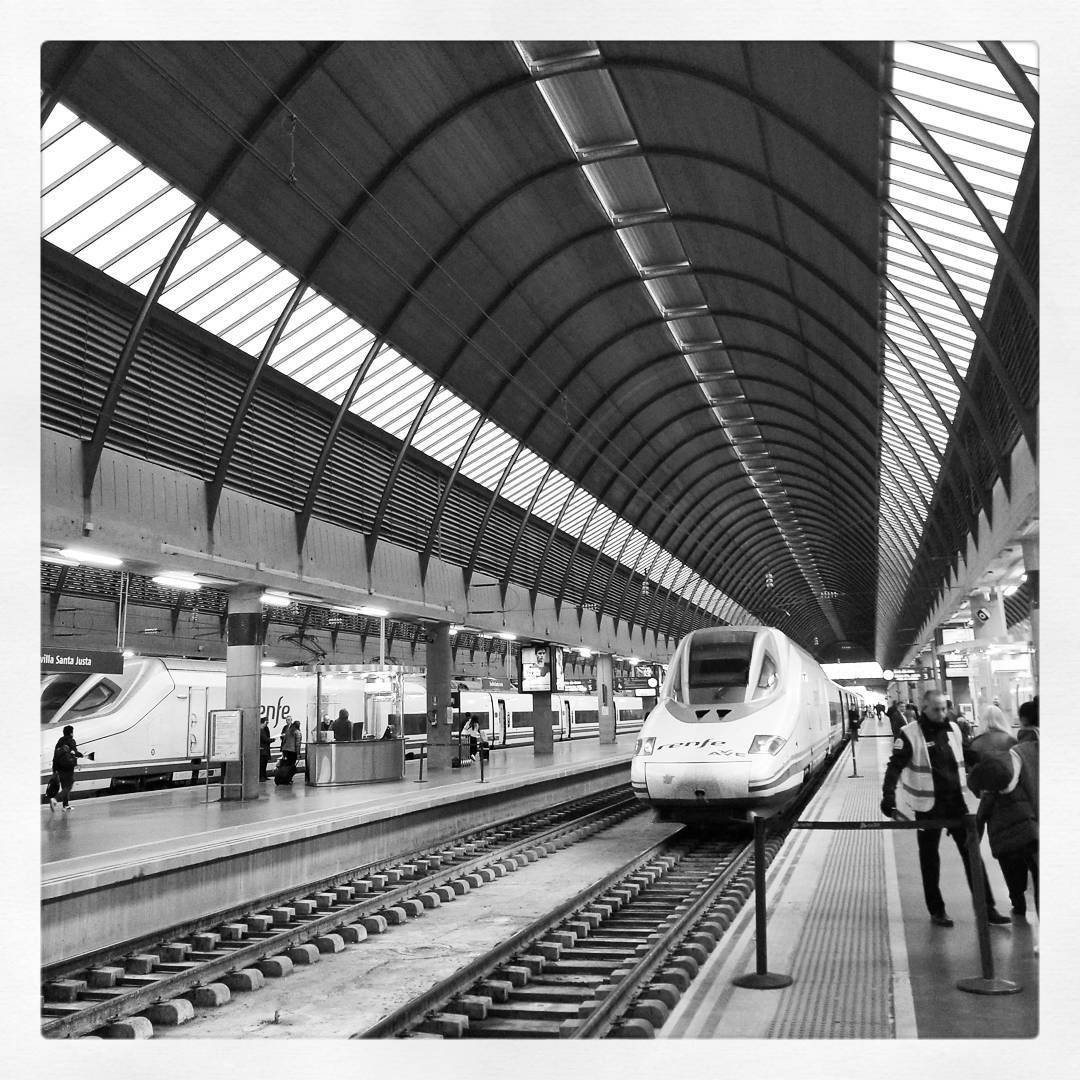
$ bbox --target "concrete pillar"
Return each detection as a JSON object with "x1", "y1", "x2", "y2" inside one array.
[
  {"x1": 425, "y1": 622, "x2": 454, "y2": 770},
  {"x1": 595, "y1": 653, "x2": 616, "y2": 744},
  {"x1": 968, "y1": 587, "x2": 1005, "y2": 723},
  {"x1": 1021, "y1": 536, "x2": 1039, "y2": 693},
  {"x1": 223, "y1": 585, "x2": 262, "y2": 801}
]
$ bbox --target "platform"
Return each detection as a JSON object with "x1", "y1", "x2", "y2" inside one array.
[
  {"x1": 41, "y1": 732, "x2": 636, "y2": 969},
  {"x1": 662, "y1": 714, "x2": 1039, "y2": 1039}
]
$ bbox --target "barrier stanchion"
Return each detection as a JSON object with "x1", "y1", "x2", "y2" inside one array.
[
  {"x1": 413, "y1": 743, "x2": 427, "y2": 784},
  {"x1": 732, "y1": 814, "x2": 793, "y2": 990},
  {"x1": 956, "y1": 813, "x2": 1021, "y2": 995},
  {"x1": 848, "y1": 738, "x2": 860, "y2": 778},
  {"x1": 478, "y1": 741, "x2": 486, "y2": 783}
]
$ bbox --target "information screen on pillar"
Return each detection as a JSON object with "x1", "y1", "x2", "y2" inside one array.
[{"x1": 519, "y1": 644, "x2": 565, "y2": 692}]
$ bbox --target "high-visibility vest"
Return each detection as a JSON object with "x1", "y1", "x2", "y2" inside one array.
[{"x1": 896, "y1": 719, "x2": 964, "y2": 817}]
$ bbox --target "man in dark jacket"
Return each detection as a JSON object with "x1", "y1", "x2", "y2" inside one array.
[
  {"x1": 886, "y1": 699, "x2": 905, "y2": 739},
  {"x1": 881, "y1": 689, "x2": 1010, "y2": 927},
  {"x1": 47, "y1": 724, "x2": 84, "y2": 812},
  {"x1": 332, "y1": 709, "x2": 352, "y2": 742}
]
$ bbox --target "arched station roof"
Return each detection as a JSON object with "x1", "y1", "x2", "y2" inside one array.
[{"x1": 40, "y1": 41, "x2": 1038, "y2": 666}]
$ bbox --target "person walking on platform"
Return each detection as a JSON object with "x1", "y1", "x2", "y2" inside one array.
[
  {"x1": 881, "y1": 688, "x2": 1011, "y2": 927},
  {"x1": 259, "y1": 718, "x2": 272, "y2": 781},
  {"x1": 46, "y1": 724, "x2": 84, "y2": 812},
  {"x1": 968, "y1": 746, "x2": 1038, "y2": 919},
  {"x1": 886, "y1": 699, "x2": 904, "y2": 738},
  {"x1": 989, "y1": 696, "x2": 1038, "y2": 917}
]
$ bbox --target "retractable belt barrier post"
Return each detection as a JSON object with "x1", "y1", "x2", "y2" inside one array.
[
  {"x1": 781, "y1": 815, "x2": 1022, "y2": 997},
  {"x1": 413, "y1": 743, "x2": 427, "y2": 784},
  {"x1": 848, "y1": 738, "x2": 860, "y2": 778},
  {"x1": 733, "y1": 815, "x2": 793, "y2": 989}
]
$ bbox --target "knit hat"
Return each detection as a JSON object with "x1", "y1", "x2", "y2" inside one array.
[{"x1": 970, "y1": 752, "x2": 1014, "y2": 793}]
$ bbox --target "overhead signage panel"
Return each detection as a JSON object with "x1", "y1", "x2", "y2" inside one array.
[{"x1": 40, "y1": 648, "x2": 124, "y2": 674}]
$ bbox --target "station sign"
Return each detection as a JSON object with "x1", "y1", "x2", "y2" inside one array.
[{"x1": 40, "y1": 647, "x2": 124, "y2": 674}]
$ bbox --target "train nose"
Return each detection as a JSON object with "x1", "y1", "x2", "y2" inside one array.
[{"x1": 644, "y1": 761, "x2": 752, "y2": 801}]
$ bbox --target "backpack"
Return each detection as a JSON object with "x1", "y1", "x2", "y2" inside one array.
[{"x1": 54, "y1": 742, "x2": 78, "y2": 770}]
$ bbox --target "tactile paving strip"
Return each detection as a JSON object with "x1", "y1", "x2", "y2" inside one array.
[{"x1": 764, "y1": 774, "x2": 892, "y2": 1038}]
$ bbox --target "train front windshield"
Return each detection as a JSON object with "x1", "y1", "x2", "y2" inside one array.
[{"x1": 686, "y1": 640, "x2": 754, "y2": 705}]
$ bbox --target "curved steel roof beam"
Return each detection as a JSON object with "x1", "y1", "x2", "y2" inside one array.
[
  {"x1": 655, "y1": 461, "x2": 878, "y2": 573},
  {"x1": 363, "y1": 380, "x2": 442, "y2": 570},
  {"x1": 207, "y1": 279, "x2": 309, "y2": 528},
  {"x1": 296, "y1": 333, "x2": 386, "y2": 551},
  {"x1": 883, "y1": 210, "x2": 1035, "y2": 454},
  {"x1": 417, "y1": 411, "x2": 488, "y2": 583},
  {"x1": 880, "y1": 383, "x2": 969, "y2": 554},
  {"x1": 614, "y1": 539, "x2": 673, "y2": 634},
  {"x1": 882, "y1": 327, "x2": 988, "y2": 534},
  {"x1": 78, "y1": 43, "x2": 340, "y2": 501},
  {"x1": 41, "y1": 43, "x2": 96, "y2": 126},
  {"x1": 826, "y1": 42, "x2": 1037, "y2": 324},
  {"x1": 401, "y1": 197, "x2": 884, "y2": 575},
  {"x1": 979, "y1": 42, "x2": 1039, "y2": 122}
]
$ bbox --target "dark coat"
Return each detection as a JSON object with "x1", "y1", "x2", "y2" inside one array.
[
  {"x1": 52, "y1": 734, "x2": 83, "y2": 772},
  {"x1": 969, "y1": 752, "x2": 1037, "y2": 857}
]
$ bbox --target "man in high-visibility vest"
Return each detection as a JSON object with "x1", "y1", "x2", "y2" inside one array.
[{"x1": 881, "y1": 688, "x2": 1011, "y2": 928}]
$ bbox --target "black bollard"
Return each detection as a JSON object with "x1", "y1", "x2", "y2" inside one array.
[
  {"x1": 956, "y1": 813, "x2": 1021, "y2": 995},
  {"x1": 733, "y1": 814, "x2": 793, "y2": 989},
  {"x1": 848, "y1": 739, "x2": 860, "y2": 778}
]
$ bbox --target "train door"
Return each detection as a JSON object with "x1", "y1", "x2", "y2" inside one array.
[
  {"x1": 187, "y1": 685, "x2": 207, "y2": 760},
  {"x1": 496, "y1": 698, "x2": 508, "y2": 744},
  {"x1": 561, "y1": 698, "x2": 571, "y2": 740}
]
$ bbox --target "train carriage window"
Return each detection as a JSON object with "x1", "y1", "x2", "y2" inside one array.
[
  {"x1": 686, "y1": 641, "x2": 753, "y2": 704},
  {"x1": 751, "y1": 654, "x2": 779, "y2": 699}
]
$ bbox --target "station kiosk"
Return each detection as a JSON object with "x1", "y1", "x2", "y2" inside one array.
[{"x1": 305, "y1": 664, "x2": 421, "y2": 786}]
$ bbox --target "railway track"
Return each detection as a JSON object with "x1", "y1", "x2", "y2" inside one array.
[
  {"x1": 359, "y1": 828, "x2": 778, "y2": 1038},
  {"x1": 359, "y1": 742, "x2": 846, "y2": 1038},
  {"x1": 41, "y1": 788, "x2": 640, "y2": 1039}
]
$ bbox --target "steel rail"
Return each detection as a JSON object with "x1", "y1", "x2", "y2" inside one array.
[{"x1": 568, "y1": 840, "x2": 755, "y2": 1037}]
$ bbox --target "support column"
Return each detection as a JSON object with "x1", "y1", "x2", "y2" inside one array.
[
  {"x1": 425, "y1": 622, "x2": 454, "y2": 770},
  {"x1": 969, "y1": 587, "x2": 1006, "y2": 723},
  {"x1": 1021, "y1": 536, "x2": 1039, "y2": 693},
  {"x1": 224, "y1": 585, "x2": 262, "y2": 801},
  {"x1": 596, "y1": 653, "x2": 616, "y2": 744}
]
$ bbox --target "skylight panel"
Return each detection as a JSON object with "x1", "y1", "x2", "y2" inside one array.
[
  {"x1": 352, "y1": 360, "x2": 433, "y2": 440},
  {"x1": 602, "y1": 519, "x2": 633, "y2": 559},
  {"x1": 531, "y1": 471, "x2": 576, "y2": 525},
  {"x1": 41, "y1": 102, "x2": 79, "y2": 145},
  {"x1": 460, "y1": 422, "x2": 519, "y2": 489},
  {"x1": 219, "y1": 280, "x2": 303, "y2": 355},
  {"x1": 184, "y1": 255, "x2": 289, "y2": 328},
  {"x1": 501, "y1": 450, "x2": 549, "y2": 508},
  {"x1": 581, "y1": 503, "x2": 616, "y2": 551},
  {"x1": 560, "y1": 488, "x2": 597, "y2": 537},
  {"x1": 411, "y1": 389, "x2": 478, "y2": 466},
  {"x1": 41, "y1": 120, "x2": 114, "y2": 191}
]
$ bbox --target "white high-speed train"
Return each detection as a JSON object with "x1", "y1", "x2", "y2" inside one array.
[
  {"x1": 41, "y1": 656, "x2": 647, "y2": 795},
  {"x1": 630, "y1": 626, "x2": 857, "y2": 823}
]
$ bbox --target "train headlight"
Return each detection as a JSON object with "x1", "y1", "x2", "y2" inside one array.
[
  {"x1": 748, "y1": 734, "x2": 786, "y2": 755},
  {"x1": 635, "y1": 736, "x2": 656, "y2": 757}
]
